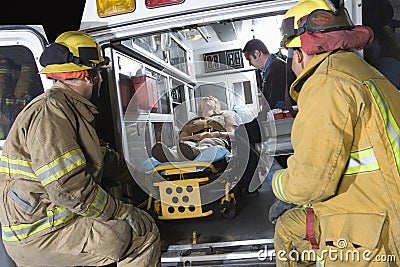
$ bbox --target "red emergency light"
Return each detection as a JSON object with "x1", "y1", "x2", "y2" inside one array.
[{"x1": 145, "y1": 0, "x2": 185, "y2": 8}]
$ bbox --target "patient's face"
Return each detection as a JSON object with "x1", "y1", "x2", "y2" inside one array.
[{"x1": 201, "y1": 97, "x2": 216, "y2": 116}]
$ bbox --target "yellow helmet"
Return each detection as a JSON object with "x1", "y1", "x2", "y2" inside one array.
[
  {"x1": 281, "y1": 0, "x2": 335, "y2": 48},
  {"x1": 39, "y1": 31, "x2": 109, "y2": 74}
]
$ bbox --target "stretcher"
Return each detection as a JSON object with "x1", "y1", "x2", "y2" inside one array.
[{"x1": 141, "y1": 146, "x2": 237, "y2": 220}]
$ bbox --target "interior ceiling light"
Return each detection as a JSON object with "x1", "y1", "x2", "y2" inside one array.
[
  {"x1": 185, "y1": 27, "x2": 209, "y2": 42},
  {"x1": 185, "y1": 30, "x2": 202, "y2": 41}
]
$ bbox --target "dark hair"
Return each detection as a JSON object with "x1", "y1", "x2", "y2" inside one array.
[
  {"x1": 243, "y1": 39, "x2": 270, "y2": 55},
  {"x1": 0, "y1": 58, "x2": 20, "y2": 70}
]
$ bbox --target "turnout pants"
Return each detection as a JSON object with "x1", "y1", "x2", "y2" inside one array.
[
  {"x1": 4, "y1": 216, "x2": 161, "y2": 267},
  {"x1": 274, "y1": 208, "x2": 391, "y2": 267}
]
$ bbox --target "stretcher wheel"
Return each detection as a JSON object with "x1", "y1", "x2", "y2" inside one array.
[{"x1": 220, "y1": 199, "x2": 236, "y2": 219}]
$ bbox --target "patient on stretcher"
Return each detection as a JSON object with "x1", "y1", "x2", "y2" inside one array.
[{"x1": 151, "y1": 95, "x2": 238, "y2": 163}]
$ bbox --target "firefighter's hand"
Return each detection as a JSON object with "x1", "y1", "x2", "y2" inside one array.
[
  {"x1": 116, "y1": 204, "x2": 155, "y2": 236},
  {"x1": 268, "y1": 199, "x2": 296, "y2": 224}
]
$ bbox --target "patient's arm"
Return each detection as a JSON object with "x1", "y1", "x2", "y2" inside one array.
[
  {"x1": 178, "y1": 130, "x2": 190, "y2": 142},
  {"x1": 180, "y1": 131, "x2": 220, "y2": 141},
  {"x1": 178, "y1": 113, "x2": 237, "y2": 142}
]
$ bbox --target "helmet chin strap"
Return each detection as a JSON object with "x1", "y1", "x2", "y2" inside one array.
[
  {"x1": 88, "y1": 69, "x2": 101, "y2": 105},
  {"x1": 285, "y1": 48, "x2": 297, "y2": 118}
]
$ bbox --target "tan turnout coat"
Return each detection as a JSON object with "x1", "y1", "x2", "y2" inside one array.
[
  {"x1": 0, "y1": 81, "x2": 160, "y2": 266},
  {"x1": 272, "y1": 50, "x2": 400, "y2": 262}
]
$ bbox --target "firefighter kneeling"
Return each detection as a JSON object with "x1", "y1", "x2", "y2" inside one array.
[
  {"x1": 0, "y1": 31, "x2": 160, "y2": 266},
  {"x1": 270, "y1": 0, "x2": 400, "y2": 266}
]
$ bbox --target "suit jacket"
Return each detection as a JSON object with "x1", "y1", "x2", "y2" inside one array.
[{"x1": 262, "y1": 54, "x2": 296, "y2": 109}]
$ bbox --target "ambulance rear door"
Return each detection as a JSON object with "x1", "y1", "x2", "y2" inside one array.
[
  {"x1": 0, "y1": 24, "x2": 53, "y2": 267},
  {"x1": 0, "y1": 25, "x2": 52, "y2": 154}
]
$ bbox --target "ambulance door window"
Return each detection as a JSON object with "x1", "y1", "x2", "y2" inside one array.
[
  {"x1": 171, "y1": 78, "x2": 191, "y2": 130},
  {"x1": 188, "y1": 86, "x2": 196, "y2": 114},
  {"x1": 146, "y1": 69, "x2": 170, "y2": 114},
  {"x1": 0, "y1": 45, "x2": 44, "y2": 142},
  {"x1": 169, "y1": 37, "x2": 189, "y2": 75},
  {"x1": 118, "y1": 58, "x2": 143, "y2": 114},
  {"x1": 132, "y1": 34, "x2": 168, "y2": 63},
  {"x1": 233, "y1": 80, "x2": 252, "y2": 106}
]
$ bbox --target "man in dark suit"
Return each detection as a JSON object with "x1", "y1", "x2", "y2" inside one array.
[
  {"x1": 242, "y1": 38, "x2": 295, "y2": 109},
  {"x1": 235, "y1": 39, "x2": 295, "y2": 197}
]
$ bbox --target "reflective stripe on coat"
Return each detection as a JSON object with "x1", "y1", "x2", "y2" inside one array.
[
  {"x1": 0, "y1": 82, "x2": 128, "y2": 242},
  {"x1": 272, "y1": 50, "x2": 400, "y2": 259}
]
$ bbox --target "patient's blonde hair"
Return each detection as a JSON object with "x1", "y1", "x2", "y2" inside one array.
[{"x1": 199, "y1": 95, "x2": 221, "y2": 115}]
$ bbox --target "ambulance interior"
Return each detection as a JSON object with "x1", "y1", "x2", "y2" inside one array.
[
  {"x1": 116, "y1": 16, "x2": 287, "y2": 174},
  {"x1": 97, "y1": 0, "x2": 400, "y2": 262},
  {"x1": 111, "y1": 16, "x2": 284, "y2": 141},
  {"x1": 84, "y1": 0, "x2": 394, "y2": 266},
  {"x1": 99, "y1": 11, "x2": 290, "y2": 265}
]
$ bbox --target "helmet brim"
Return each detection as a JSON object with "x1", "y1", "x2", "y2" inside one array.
[{"x1": 39, "y1": 62, "x2": 109, "y2": 74}]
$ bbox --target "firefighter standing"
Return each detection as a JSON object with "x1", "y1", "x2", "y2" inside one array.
[
  {"x1": 271, "y1": 0, "x2": 400, "y2": 266},
  {"x1": 0, "y1": 58, "x2": 34, "y2": 139},
  {"x1": 0, "y1": 31, "x2": 161, "y2": 266}
]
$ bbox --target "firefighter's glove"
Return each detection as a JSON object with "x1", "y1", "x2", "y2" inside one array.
[
  {"x1": 268, "y1": 199, "x2": 296, "y2": 224},
  {"x1": 117, "y1": 204, "x2": 154, "y2": 236}
]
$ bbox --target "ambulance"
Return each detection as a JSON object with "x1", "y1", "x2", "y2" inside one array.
[{"x1": 0, "y1": 0, "x2": 398, "y2": 266}]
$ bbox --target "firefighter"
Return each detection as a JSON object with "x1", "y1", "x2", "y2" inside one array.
[
  {"x1": 0, "y1": 58, "x2": 21, "y2": 138},
  {"x1": 0, "y1": 31, "x2": 161, "y2": 266},
  {"x1": 270, "y1": 0, "x2": 400, "y2": 265}
]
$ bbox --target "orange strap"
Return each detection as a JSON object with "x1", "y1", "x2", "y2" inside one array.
[{"x1": 304, "y1": 207, "x2": 319, "y2": 249}]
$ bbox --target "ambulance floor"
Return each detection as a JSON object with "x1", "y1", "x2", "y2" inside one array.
[{"x1": 156, "y1": 182, "x2": 276, "y2": 251}]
